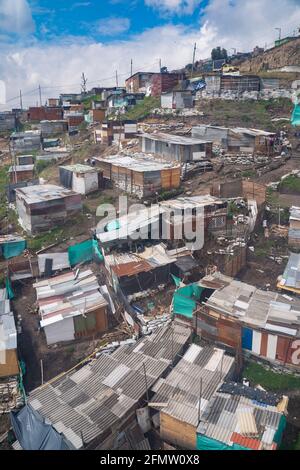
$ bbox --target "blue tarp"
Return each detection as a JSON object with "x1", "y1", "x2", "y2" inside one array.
[
  {"x1": 11, "y1": 405, "x2": 73, "y2": 450},
  {"x1": 1, "y1": 240, "x2": 26, "y2": 259},
  {"x1": 242, "y1": 327, "x2": 253, "y2": 350}
]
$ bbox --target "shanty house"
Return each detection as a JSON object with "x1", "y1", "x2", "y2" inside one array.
[
  {"x1": 277, "y1": 252, "x2": 300, "y2": 296},
  {"x1": 59, "y1": 164, "x2": 100, "y2": 195},
  {"x1": 40, "y1": 120, "x2": 68, "y2": 137},
  {"x1": 24, "y1": 323, "x2": 191, "y2": 449},
  {"x1": 196, "y1": 384, "x2": 287, "y2": 450},
  {"x1": 107, "y1": 93, "x2": 144, "y2": 112},
  {"x1": 0, "y1": 234, "x2": 26, "y2": 260},
  {"x1": 0, "y1": 288, "x2": 20, "y2": 413},
  {"x1": 104, "y1": 244, "x2": 177, "y2": 297},
  {"x1": 288, "y1": 206, "x2": 300, "y2": 250},
  {"x1": 27, "y1": 106, "x2": 63, "y2": 122},
  {"x1": 151, "y1": 72, "x2": 186, "y2": 97},
  {"x1": 15, "y1": 184, "x2": 82, "y2": 234},
  {"x1": 125, "y1": 72, "x2": 156, "y2": 93},
  {"x1": 34, "y1": 270, "x2": 108, "y2": 345},
  {"x1": 101, "y1": 121, "x2": 137, "y2": 145},
  {"x1": 0, "y1": 111, "x2": 16, "y2": 132},
  {"x1": 220, "y1": 75, "x2": 260, "y2": 93},
  {"x1": 149, "y1": 344, "x2": 235, "y2": 449},
  {"x1": 94, "y1": 153, "x2": 181, "y2": 198},
  {"x1": 8, "y1": 165, "x2": 35, "y2": 184},
  {"x1": 140, "y1": 132, "x2": 213, "y2": 162},
  {"x1": 196, "y1": 272, "x2": 300, "y2": 371},
  {"x1": 192, "y1": 126, "x2": 275, "y2": 154},
  {"x1": 161, "y1": 90, "x2": 193, "y2": 109},
  {"x1": 10, "y1": 131, "x2": 42, "y2": 153},
  {"x1": 16, "y1": 155, "x2": 34, "y2": 166}
]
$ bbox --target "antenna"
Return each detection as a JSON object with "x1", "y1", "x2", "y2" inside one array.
[
  {"x1": 275, "y1": 27, "x2": 282, "y2": 40},
  {"x1": 81, "y1": 72, "x2": 88, "y2": 94}
]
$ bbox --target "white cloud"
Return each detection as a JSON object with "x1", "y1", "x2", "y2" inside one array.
[
  {"x1": 97, "y1": 17, "x2": 131, "y2": 36},
  {"x1": 145, "y1": 0, "x2": 202, "y2": 15},
  {"x1": 0, "y1": 0, "x2": 300, "y2": 108},
  {"x1": 0, "y1": 0, "x2": 35, "y2": 34}
]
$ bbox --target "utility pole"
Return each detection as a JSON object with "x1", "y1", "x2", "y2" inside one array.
[
  {"x1": 19, "y1": 90, "x2": 23, "y2": 110},
  {"x1": 191, "y1": 42, "x2": 197, "y2": 79},
  {"x1": 130, "y1": 59, "x2": 133, "y2": 77},
  {"x1": 115, "y1": 70, "x2": 119, "y2": 88},
  {"x1": 38, "y1": 85, "x2": 42, "y2": 107},
  {"x1": 159, "y1": 58, "x2": 162, "y2": 72},
  {"x1": 81, "y1": 72, "x2": 88, "y2": 94}
]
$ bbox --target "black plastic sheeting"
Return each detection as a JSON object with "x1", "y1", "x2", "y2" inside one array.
[
  {"x1": 118, "y1": 264, "x2": 172, "y2": 296},
  {"x1": 59, "y1": 167, "x2": 73, "y2": 189},
  {"x1": 11, "y1": 404, "x2": 73, "y2": 450},
  {"x1": 218, "y1": 382, "x2": 281, "y2": 406}
]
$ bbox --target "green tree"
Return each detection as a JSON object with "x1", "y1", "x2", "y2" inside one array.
[{"x1": 211, "y1": 47, "x2": 228, "y2": 60}]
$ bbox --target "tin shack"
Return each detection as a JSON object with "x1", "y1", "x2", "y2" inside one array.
[
  {"x1": 15, "y1": 184, "x2": 82, "y2": 234},
  {"x1": 140, "y1": 132, "x2": 213, "y2": 162},
  {"x1": 59, "y1": 164, "x2": 101, "y2": 195},
  {"x1": 94, "y1": 153, "x2": 181, "y2": 198}
]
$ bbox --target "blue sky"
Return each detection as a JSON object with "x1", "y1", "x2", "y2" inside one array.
[
  {"x1": 28, "y1": 0, "x2": 208, "y2": 43},
  {"x1": 0, "y1": 0, "x2": 299, "y2": 107}
]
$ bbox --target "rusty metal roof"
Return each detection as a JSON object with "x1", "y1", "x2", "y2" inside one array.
[{"x1": 231, "y1": 432, "x2": 262, "y2": 450}]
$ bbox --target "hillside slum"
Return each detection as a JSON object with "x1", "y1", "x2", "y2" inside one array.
[{"x1": 0, "y1": 59, "x2": 300, "y2": 451}]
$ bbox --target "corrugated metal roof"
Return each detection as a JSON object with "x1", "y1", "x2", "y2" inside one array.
[
  {"x1": 94, "y1": 153, "x2": 180, "y2": 173},
  {"x1": 141, "y1": 132, "x2": 212, "y2": 145},
  {"x1": 27, "y1": 322, "x2": 191, "y2": 448},
  {"x1": 230, "y1": 432, "x2": 261, "y2": 450},
  {"x1": 15, "y1": 184, "x2": 80, "y2": 204}
]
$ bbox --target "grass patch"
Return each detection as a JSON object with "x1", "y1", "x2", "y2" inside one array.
[
  {"x1": 35, "y1": 159, "x2": 54, "y2": 175},
  {"x1": 242, "y1": 170, "x2": 257, "y2": 178},
  {"x1": 279, "y1": 175, "x2": 300, "y2": 194},
  {"x1": 0, "y1": 165, "x2": 9, "y2": 222},
  {"x1": 244, "y1": 361, "x2": 300, "y2": 391},
  {"x1": 120, "y1": 96, "x2": 161, "y2": 121}
]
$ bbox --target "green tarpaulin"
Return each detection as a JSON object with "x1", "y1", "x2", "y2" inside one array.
[
  {"x1": 291, "y1": 103, "x2": 300, "y2": 127},
  {"x1": 1, "y1": 240, "x2": 26, "y2": 260},
  {"x1": 68, "y1": 239, "x2": 103, "y2": 267},
  {"x1": 171, "y1": 274, "x2": 182, "y2": 287},
  {"x1": 197, "y1": 434, "x2": 250, "y2": 451},
  {"x1": 172, "y1": 283, "x2": 204, "y2": 319},
  {"x1": 5, "y1": 277, "x2": 14, "y2": 300}
]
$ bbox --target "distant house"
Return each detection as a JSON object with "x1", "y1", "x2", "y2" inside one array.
[
  {"x1": 94, "y1": 153, "x2": 181, "y2": 198},
  {"x1": 64, "y1": 112, "x2": 84, "y2": 129},
  {"x1": 151, "y1": 72, "x2": 186, "y2": 97},
  {"x1": 34, "y1": 269, "x2": 108, "y2": 345},
  {"x1": 125, "y1": 72, "x2": 156, "y2": 93},
  {"x1": 140, "y1": 132, "x2": 213, "y2": 162},
  {"x1": 48, "y1": 98, "x2": 60, "y2": 107},
  {"x1": 8, "y1": 165, "x2": 35, "y2": 184},
  {"x1": 161, "y1": 90, "x2": 194, "y2": 109},
  {"x1": 192, "y1": 125, "x2": 275, "y2": 154},
  {"x1": 59, "y1": 164, "x2": 101, "y2": 195},
  {"x1": 27, "y1": 106, "x2": 63, "y2": 122},
  {"x1": 220, "y1": 75, "x2": 260, "y2": 93},
  {"x1": 101, "y1": 120, "x2": 137, "y2": 146},
  {"x1": 0, "y1": 111, "x2": 16, "y2": 132},
  {"x1": 107, "y1": 92, "x2": 145, "y2": 112},
  {"x1": 10, "y1": 131, "x2": 42, "y2": 153},
  {"x1": 16, "y1": 155, "x2": 34, "y2": 166},
  {"x1": 88, "y1": 108, "x2": 106, "y2": 123},
  {"x1": 40, "y1": 120, "x2": 68, "y2": 137},
  {"x1": 15, "y1": 184, "x2": 82, "y2": 234}
]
